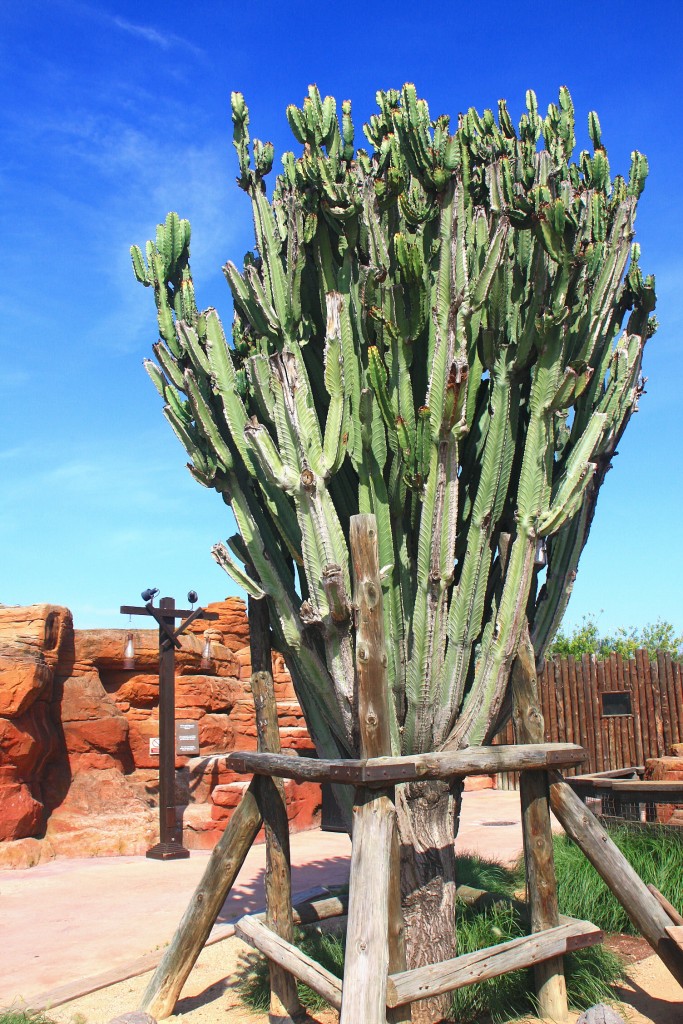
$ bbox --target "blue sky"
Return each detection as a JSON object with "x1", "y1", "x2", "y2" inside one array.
[{"x1": 1, "y1": 0, "x2": 681, "y2": 632}]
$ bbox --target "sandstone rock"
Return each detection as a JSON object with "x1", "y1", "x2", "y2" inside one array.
[
  {"x1": 0, "y1": 604, "x2": 71, "y2": 664},
  {"x1": 644, "y1": 757, "x2": 683, "y2": 781},
  {"x1": 127, "y1": 715, "x2": 162, "y2": 770},
  {"x1": 198, "y1": 713, "x2": 235, "y2": 753},
  {"x1": 185, "y1": 597, "x2": 250, "y2": 651},
  {"x1": 465, "y1": 775, "x2": 494, "y2": 791},
  {"x1": 60, "y1": 672, "x2": 129, "y2": 770},
  {"x1": 0, "y1": 767, "x2": 44, "y2": 841},
  {"x1": 0, "y1": 701, "x2": 58, "y2": 777},
  {"x1": 0, "y1": 834, "x2": 56, "y2": 868},
  {"x1": 0, "y1": 650, "x2": 53, "y2": 717},
  {"x1": 176, "y1": 674, "x2": 243, "y2": 715},
  {"x1": 111, "y1": 674, "x2": 159, "y2": 708},
  {"x1": 45, "y1": 768, "x2": 156, "y2": 857}
]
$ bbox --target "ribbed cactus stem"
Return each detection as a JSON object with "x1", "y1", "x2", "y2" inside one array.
[{"x1": 133, "y1": 83, "x2": 655, "y2": 769}]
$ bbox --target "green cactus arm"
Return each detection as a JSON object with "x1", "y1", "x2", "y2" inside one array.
[
  {"x1": 320, "y1": 292, "x2": 350, "y2": 477},
  {"x1": 183, "y1": 370, "x2": 234, "y2": 472},
  {"x1": 212, "y1": 541, "x2": 266, "y2": 599},
  {"x1": 438, "y1": 354, "x2": 518, "y2": 733}
]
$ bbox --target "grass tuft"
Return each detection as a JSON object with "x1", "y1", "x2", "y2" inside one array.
[
  {"x1": 536, "y1": 822, "x2": 683, "y2": 935},
  {"x1": 0, "y1": 1011, "x2": 58, "y2": 1024},
  {"x1": 449, "y1": 895, "x2": 623, "y2": 1023}
]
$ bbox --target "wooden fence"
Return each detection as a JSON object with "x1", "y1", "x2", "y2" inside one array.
[{"x1": 495, "y1": 650, "x2": 683, "y2": 789}]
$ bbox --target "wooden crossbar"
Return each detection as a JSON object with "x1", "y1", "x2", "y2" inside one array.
[
  {"x1": 385, "y1": 919, "x2": 602, "y2": 1008},
  {"x1": 666, "y1": 926, "x2": 683, "y2": 953},
  {"x1": 236, "y1": 915, "x2": 343, "y2": 1010},
  {"x1": 224, "y1": 742, "x2": 586, "y2": 786}
]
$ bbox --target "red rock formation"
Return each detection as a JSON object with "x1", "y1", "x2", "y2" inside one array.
[
  {"x1": 644, "y1": 746, "x2": 683, "y2": 825},
  {"x1": 0, "y1": 598, "x2": 322, "y2": 865}
]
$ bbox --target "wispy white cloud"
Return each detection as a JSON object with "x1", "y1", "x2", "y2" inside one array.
[{"x1": 110, "y1": 16, "x2": 203, "y2": 57}]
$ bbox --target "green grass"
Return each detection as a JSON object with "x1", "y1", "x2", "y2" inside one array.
[
  {"x1": 0, "y1": 1011, "x2": 57, "y2": 1024},
  {"x1": 239, "y1": 853, "x2": 624, "y2": 1022},
  {"x1": 239, "y1": 926, "x2": 345, "y2": 1013},
  {"x1": 449, "y1": 898, "x2": 622, "y2": 1023},
  {"x1": 525, "y1": 821, "x2": 683, "y2": 936}
]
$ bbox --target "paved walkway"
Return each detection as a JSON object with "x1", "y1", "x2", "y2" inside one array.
[{"x1": 1, "y1": 789, "x2": 528, "y2": 1009}]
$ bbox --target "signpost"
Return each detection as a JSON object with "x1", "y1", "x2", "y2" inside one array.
[{"x1": 121, "y1": 593, "x2": 218, "y2": 860}]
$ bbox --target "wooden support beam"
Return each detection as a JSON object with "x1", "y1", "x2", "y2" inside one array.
[
  {"x1": 666, "y1": 926, "x2": 683, "y2": 953},
  {"x1": 513, "y1": 623, "x2": 568, "y2": 1022},
  {"x1": 648, "y1": 885, "x2": 683, "y2": 927},
  {"x1": 548, "y1": 771, "x2": 683, "y2": 988},
  {"x1": 341, "y1": 514, "x2": 407, "y2": 1024},
  {"x1": 249, "y1": 581, "x2": 301, "y2": 1024},
  {"x1": 236, "y1": 915, "x2": 343, "y2": 1011},
  {"x1": 224, "y1": 742, "x2": 586, "y2": 785},
  {"x1": 340, "y1": 787, "x2": 395, "y2": 1024},
  {"x1": 385, "y1": 919, "x2": 602, "y2": 1007},
  {"x1": 138, "y1": 778, "x2": 263, "y2": 1019}
]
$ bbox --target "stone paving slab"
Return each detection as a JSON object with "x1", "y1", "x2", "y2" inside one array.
[{"x1": 1, "y1": 789, "x2": 530, "y2": 1008}]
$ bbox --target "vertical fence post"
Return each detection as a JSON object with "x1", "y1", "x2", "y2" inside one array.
[
  {"x1": 248, "y1": 586, "x2": 301, "y2": 1024},
  {"x1": 340, "y1": 514, "x2": 409, "y2": 1024},
  {"x1": 512, "y1": 624, "x2": 568, "y2": 1022}
]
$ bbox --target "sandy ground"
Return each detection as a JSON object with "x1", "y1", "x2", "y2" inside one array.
[{"x1": 26, "y1": 931, "x2": 681, "y2": 1024}]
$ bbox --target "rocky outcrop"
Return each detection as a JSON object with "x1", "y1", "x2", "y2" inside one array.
[
  {"x1": 0, "y1": 599, "x2": 321, "y2": 866},
  {"x1": 644, "y1": 745, "x2": 683, "y2": 825}
]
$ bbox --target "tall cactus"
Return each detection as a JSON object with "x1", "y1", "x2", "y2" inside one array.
[{"x1": 133, "y1": 85, "x2": 655, "y2": 1019}]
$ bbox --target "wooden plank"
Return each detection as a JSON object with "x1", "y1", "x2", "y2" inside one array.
[
  {"x1": 634, "y1": 649, "x2": 652, "y2": 766},
  {"x1": 236, "y1": 915, "x2": 343, "y2": 1010},
  {"x1": 657, "y1": 652, "x2": 673, "y2": 753},
  {"x1": 224, "y1": 743, "x2": 587, "y2": 784},
  {"x1": 512, "y1": 625, "x2": 568, "y2": 1022},
  {"x1": 548, "y1": 771, "x2": 683, "y2": 987},
  {"x1": 611, "y1": 780, "x2": 683, "y2": 792},
  {"x1": 344, "y1": 512, "x2": 408, "y2": 1022},
  {"x1": 340, "y1": 788, "x2": 395, "y2": 1024},
  {"x1": 561, "y1": 655, "x2": 573, "y2": 745},
  {"x1": 589, "y1": 654, "x2": 604, "y2": 774},
  {"x1": 568, "y1": 655, "x2": 582, "y2": 765},
  {"x1": 646, "y1": 654, "x2": 664, "y2": 757},
  {"x1": 665, "y1": 655, "x2": 681, "y2": 746},
  {"x1": 666, "y1": 926, "x2": 683, "y2": 953},
  {"x1": 580, "y1": 655, "x2": 596, "y2": 775},
  {"x1": 596, "y1": 658, "x2": 610, "y2": 773},
  {"x1": 248, "y1": 583, "x2": 301, "y2": 1024},
  {"x1": 139, "y1": 778, "x2": 263, "y2": 1019},
  {"x1": 554, "y1": 660, "x2": 566, "y2": 746},
  {"x1": 672, "y1": 659, "x2": 683, "y2": 746},
  {"x1": 628, "y1": 656, "x2": 645, "y2": 768},
  {"x1": 545, "y1": 659, "x2": 559, "y2": 746},
  {"x1": 385, "y1": 919, "x2": 602, "y2": 1007},
  {"x1": 648, "y1": 885, "x2": 683, "y2": 927}
]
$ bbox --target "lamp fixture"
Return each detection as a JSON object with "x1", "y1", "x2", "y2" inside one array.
[
  {"x1": 534, "y1": 537, "x2": 548, "y2": 568},
  {"x1": 200, "y1": 632, "x2": 213, "y2": 671},
  {"x1": 123, "y1": 632, "x2": 136, "y2": 670}
]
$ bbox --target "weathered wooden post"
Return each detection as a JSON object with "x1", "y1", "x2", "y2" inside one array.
[
  {"x1": 548, "y1": 770, "x2": 683, "y2": 987},
  {"x1": 248, "y1": 585, "x2": 301, "y2": 1024},
  {"x1": 340, "y1": 514, "x2": 409, "y2": 1024},
  {"x1": 512, "y1": 625, "x2": 568, "y2": 1022}
]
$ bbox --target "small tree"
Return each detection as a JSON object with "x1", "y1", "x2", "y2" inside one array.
[
  {"x1": 132, "y1": 85, "x2": 655, "y2": 1020},
  {"x1": 551, "y1": 615, "x2": 683, "y2": 661}
]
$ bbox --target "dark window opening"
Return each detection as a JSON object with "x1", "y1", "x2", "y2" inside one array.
[{"x1": 601, "y1": 691, "x2": 633, "y2": 717}]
